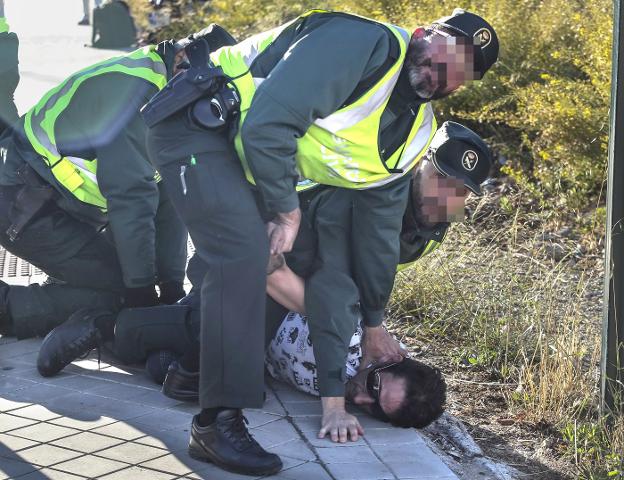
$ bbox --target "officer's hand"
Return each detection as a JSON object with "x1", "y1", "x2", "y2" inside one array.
[
  {"x1": 266, "y1": 207, "x2": 301, "y2": 255},
  {"x1": 360, "y1": 325, "x2": 408, "y2": 372},
  {"x1": 319, "y1": 397, "x2": 364, "y2": 443}
]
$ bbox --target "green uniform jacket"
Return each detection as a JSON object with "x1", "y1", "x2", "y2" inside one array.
[
  {"x1": 239, "y1": 15, "x2": 427, "y2": 323},
  {"x1": 3, "y1": 70, "x2": 178, "y2": 288}
]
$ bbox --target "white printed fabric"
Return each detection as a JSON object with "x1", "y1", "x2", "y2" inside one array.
[{"x1": 265, "y1": 312, "x2": 363, "y2": 396}]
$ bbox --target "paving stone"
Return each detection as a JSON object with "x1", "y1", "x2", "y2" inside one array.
[
  {"x1": 364, "y1": 428, "x2": 426, "y2": 446},
  {"x1": 92, "y1": 421, "x2": 150, "y2": 441},
  {"x1": 244, "y1": 410, "x2": 283, "y2": 428},
  {"x1": 129, "y1": 409, "x2": 192, "y2": 431},
  {"x1": 51, "y1": 431, "x2": 125, "y2": 454},
  {"x1": 282, "y1": 401, "x2": 322, "y2": 416},
  {"x1": 2, "y1": 383, "x2": 74, "y2": 404},
  {"x1": 133, "y1": 427, "x2": 191, "y2": 452},
  {"x1": 385, "y1": 451, "x2": 457, "y2": 479},
  {"x1": 95, "y1": 441, "x2": 168, "y2": 464},
  {"x1": 253, "y1": 418, "x2": 300, "y2": 439},
  {"x1": 0, "y1": 396, "x2": 31, "y2": 412},
  {"x1": 9, "y1": 404, "x2": 63, "y2": 421},
  {"x1": 325, "y1": 460, "x2": 395, "y2": 480},
  {"x1": 316, "y1": 444, "x2": 378, "y2": 464},
  {"x1": 372, "y1": 443, "x2": 434, "y2": 464},
  {"x1": 0, "y1": 375, "x2": 38, "y2": 394},
  {"x1": 0, "y1": 456, "x2": 39, "y2": 479},
  {"x1": 140, "y1": 452, "x2": 213, "y2": 476},
  {"x1": 49, "y1": 414, "x2": 117, "y2": 431},
  {"x1": 47, "y1": 374, "x2": 119, "y2": 393},
  {"x1": 52, "y1": 455, "x2": 129, "y2": 478},
  {"x1": 279, "y1": 461, "x2": 332, "y2": 480},
  {"x1": 0, "y1": 432, "x2": 38, "y2": 451},
  {"x1": 257, "y1": 396, "x2": 287, "y2": 416},
  {"x1": 14, "y1": 468, "x2": 86, "y2": 479},
  {"x1": 267, "y1": 439, "x2": 317, "y2": 462},
  {"x1": 290, "y1": 415, "x2": 320, "y2": 433},
  {"x1": 307, "y1": 434, "x2": 367, "y2": 448},
  {"x1": 8, "y1": 422, "x2": 80, "y2": 443},
  {"x1": 251, "y1": 428, "x2": 298, "y2": 449},
  {"x1": 356, "y1": 413, "x2": 397, "y2": 429},
  {"x1": 6, "y1": 443, "x2": 82, "y2": 467},
  {"x1": 0, "y1": 413, "x2": 38, "y2": 432},
  {"x1": 184, "y1": 464, "x2": 261, "y2": 480},
  {"x1": 66, "y1": 393, "x2": 157, "y2": 421},
  {"x1": 100, "y1": 465, "x2": 176, "y2": 479}
]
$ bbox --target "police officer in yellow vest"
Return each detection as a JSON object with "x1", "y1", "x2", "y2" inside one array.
[
  {"x1": 0, "y1": 40, "x2": 190, "y2": 350},
  {"x1": 146, "y1": 9, "x2": 498, "y2": 476},
  {"x1": 0, "y1": 0, "x2": 19, "y2": 135}
]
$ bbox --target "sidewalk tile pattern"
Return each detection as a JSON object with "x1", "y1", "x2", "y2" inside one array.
[{"x1": 0, "y1": 336, "x2": 458, "y2": 479}]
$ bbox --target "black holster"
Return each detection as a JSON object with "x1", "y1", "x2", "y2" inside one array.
[{"x1": 6, "y1": 164, "x2": 56, "y2": 242}]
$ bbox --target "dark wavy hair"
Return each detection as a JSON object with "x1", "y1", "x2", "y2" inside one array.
[{"x1": 373, "y1": 358, "x2": 446, "y2": 428}]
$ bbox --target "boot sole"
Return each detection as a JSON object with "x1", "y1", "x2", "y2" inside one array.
[
  {"x1": 189, "y1": 434, "x2": 282, "y2": 477},
  {"x1": 162, "y1": 387, "x2": 199, "y2": 402}
]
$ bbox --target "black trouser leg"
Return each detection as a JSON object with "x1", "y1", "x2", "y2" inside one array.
[
  {"x1": 113, "y1": 304, "x2": 198, "y2": 364},
  {"x1": 0, "y1": 186, "x2": 124, "y2": 338},
  {"x1": 154, "y1": 131, "x2": 269, "y2": 409}
]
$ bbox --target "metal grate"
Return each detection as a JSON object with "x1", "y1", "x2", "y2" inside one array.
[{"x1": 0, "y1": 247, "x2": 47, "y2": 285}]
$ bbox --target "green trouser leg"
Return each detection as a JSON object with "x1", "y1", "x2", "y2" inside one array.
[
  {"x1": 304, "y1": 188, "x2": 360, "y2": 398},
  {"x1": 150, "y1": 123, "x2": 269, "y2": 410},
  {"x1": 155, "y1": 182, "x2": 188, "y2": 284},
  {"x1": 0, "y1": 185, "x2": 124, "y2": 339}
]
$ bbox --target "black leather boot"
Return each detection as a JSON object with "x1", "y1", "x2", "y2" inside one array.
[
  {"x1": 189, "y1": 410, "x2": 282, "y2": 476},
  {"x1": 162, "y1": 360, "x2": 199, "y2": 401},
  {"x1": 36, "y1": 308, "x2": 113, "y2": 377}
]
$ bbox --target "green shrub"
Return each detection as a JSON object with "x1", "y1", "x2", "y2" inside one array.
[{"x1": 135, "y1": 0, "x2": 611, "y2": 214}]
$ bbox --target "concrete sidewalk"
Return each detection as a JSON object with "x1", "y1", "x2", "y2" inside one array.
[{"x1": 0, "y1": 337, "x2": 457, "y2": 480}]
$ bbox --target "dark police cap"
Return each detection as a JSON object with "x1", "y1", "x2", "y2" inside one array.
[
  {"x1": 428, "y1": 121, "x2": 492, "y2": 195},
  {"x1": 432, "y1": 8, "x2": 499, "y2": 78}
]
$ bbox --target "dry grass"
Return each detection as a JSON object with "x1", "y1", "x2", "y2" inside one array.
[{"x1": 388, "y1": 185, "x2": 621, "y2": 478}]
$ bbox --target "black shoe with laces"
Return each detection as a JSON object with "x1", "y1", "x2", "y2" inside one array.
[
  {"x1": 162, "y1": 360, "x2": 199, "y2": 402},
  {"x1": 36, "y1": 308, "x2": 114, "y2": 377},
  {"x1": 189, "y1": 410, "x2": 283, "y2": 476}
]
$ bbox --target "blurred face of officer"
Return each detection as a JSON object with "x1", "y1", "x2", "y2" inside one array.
[
  {"x1": 409, "y1": 157, "x2": 468, "y2": 225},
  {"x1": 406, "y1": 28, "x2": 477, "y2": 100}
]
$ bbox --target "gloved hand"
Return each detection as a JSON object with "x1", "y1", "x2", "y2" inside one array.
[
  {"x1": 158, "y1": 281, "x2": 186, "y2": 305},
  {"x1": 123, "y1": 285, "x2": 159, "y2": 308}
]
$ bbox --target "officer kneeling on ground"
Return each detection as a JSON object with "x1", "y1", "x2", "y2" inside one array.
[{"x1": 0, "y1": 36, "x2": 195, "y2": 357}]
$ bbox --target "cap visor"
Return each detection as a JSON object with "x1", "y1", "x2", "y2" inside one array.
[{"x1": 431, "y1": 156, "x2": 483, "y2": 195}]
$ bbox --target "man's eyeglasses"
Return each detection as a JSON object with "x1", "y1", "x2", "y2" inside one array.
[{"x1": 365, "y1": 362, "x2": 400, "y2": 422}]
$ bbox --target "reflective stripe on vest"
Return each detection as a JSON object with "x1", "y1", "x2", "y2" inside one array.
[
  {"x1": 210, "y1": 10, "x2": 436, "y2": 191},
  {"x1": 0, "y1": 17, "x2": 9, "y2": 33},
  {"x1": 23, "y1": 46, "x2": 167, "y2": 210}
]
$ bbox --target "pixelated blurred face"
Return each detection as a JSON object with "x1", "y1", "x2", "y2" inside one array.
[
  {"x1": 412, "y1": 160, "x2": 468, "y2": 224},
  {"x1": 408, "y1": 32, "x2": 476, "y2": 100}
]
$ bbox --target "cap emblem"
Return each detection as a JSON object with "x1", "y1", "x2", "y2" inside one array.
[
  {"x1": 474, "y1": 28, "x2": 492, "y2": 48},
  {"x1": 462, "y1": 150, "x2": 479, "y2": 171}
]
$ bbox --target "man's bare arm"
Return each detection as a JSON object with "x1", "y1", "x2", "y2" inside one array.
[{"x1": 266, "y1": 255, "x2": 306, "y2": 314}]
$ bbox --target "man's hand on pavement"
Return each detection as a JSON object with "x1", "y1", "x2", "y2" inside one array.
[
  {"x1": 319, "y1": 397, "x2": 364, "y2": 443},
  {"x1": 360, "y1": 325, "x2": 408, "y2": 371},
  {"x1": 266, "y1": 207, "x2": 301, "y2": 255}
]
